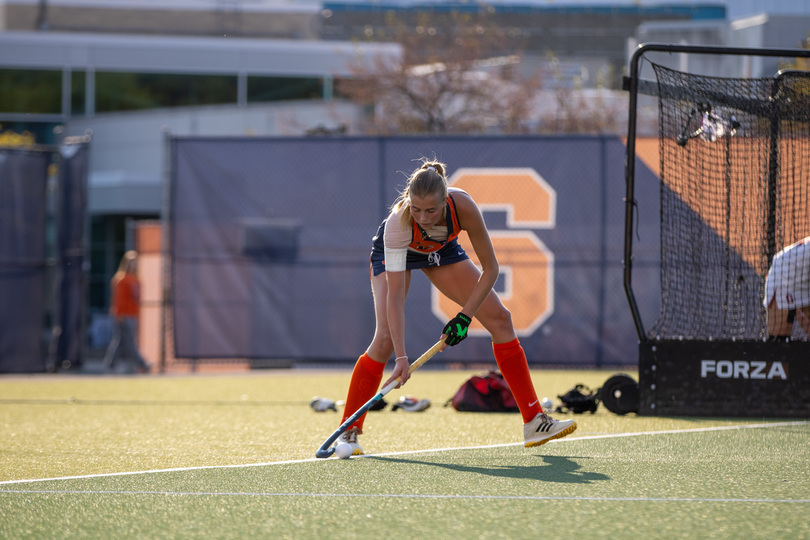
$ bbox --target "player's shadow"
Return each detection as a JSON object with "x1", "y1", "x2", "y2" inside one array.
[{"x1": 366, "y1": 454, "x2": 609, "y2": 485}]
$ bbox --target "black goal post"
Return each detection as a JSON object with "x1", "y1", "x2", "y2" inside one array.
[{"x1": 624, "y1": 43, "x2": 810, "y2": 417}]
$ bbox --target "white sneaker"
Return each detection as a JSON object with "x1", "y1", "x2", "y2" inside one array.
[
  {"x1": 391, "y1": 396, "x2": 431, "y2": 412},
  {"x1": 335, "y1": 427, "x2": 364, "y2": 456},
  {"x1": 310, "y1": 396, "x2": 337, "y2": 412},
  {"x1": 523, "y1": 412, "x2": 577, "y2": 447}
]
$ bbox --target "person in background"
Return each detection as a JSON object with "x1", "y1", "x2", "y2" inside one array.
[
  {"x1": 764, "y1": 236, "x2": 810, "y2": 339},
  {"x1": 334, "y1": 158, "x2": 576, "y2": 455},
  {"x1": 104, "y1": 250, "x2": 151, "y2": 373}
]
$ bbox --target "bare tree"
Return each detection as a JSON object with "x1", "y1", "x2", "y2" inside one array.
[
  {"x1": 534, "y1": 88, "x2": 627, "y2": 135},
  {"x1": 336, "y1": 12, "x2": 541, "y2": 135},
  {"x1": 779, "y1": 33, "x2": 810, "y2": 71}
]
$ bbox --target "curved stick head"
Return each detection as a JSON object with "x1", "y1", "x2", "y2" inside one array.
[{"x1": 316, "y1": 447, "x2": 335, "y2": 458}]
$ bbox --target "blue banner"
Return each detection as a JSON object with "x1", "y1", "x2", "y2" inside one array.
[{"x1": 170, "y1": 136, "x2": 661, "y2": 366}]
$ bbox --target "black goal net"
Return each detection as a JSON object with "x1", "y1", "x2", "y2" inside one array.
[{"x1": 650, "y1": 63, "x2": 810, "y2": 341}]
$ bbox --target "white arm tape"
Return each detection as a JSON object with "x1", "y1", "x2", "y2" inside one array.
[{"x1": 384, "y1": 247, "x2": 407, "y2": 272}]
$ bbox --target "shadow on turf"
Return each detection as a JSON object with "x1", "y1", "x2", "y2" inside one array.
[{"x1": 366, "y1": 455, "x2": 609, "y2": 485}]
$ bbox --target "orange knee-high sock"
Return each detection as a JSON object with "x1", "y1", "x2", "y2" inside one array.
[
  {"x1": 341, "y1": 353, "x2": 386, "y2": 431},
  {"x1": 493, "y1": 338, "x2": 542, "y2": 423}
]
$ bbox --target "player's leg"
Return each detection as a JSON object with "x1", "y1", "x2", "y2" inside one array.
[
  {"x1": 119, "y1": 318, "x2": 149, "y2": 372},
  {"x1": 367, "y1": 269, "x2": 412, "y2": 361},
  {"x1": 423, "y1": 260, "x2": 535, "y2": 412},
  {"x1": 422, "y1": 259, "x2": 515, "y2": 342},
  {"x1": 423, "y1": 261, "x2": 575, "y2": 446},
  {"x1": 338, "y1": 268, "x2": 410, "y2": 453},
  {"x1": 103, "y1": 319, "x2": 122, "y2": 371}
]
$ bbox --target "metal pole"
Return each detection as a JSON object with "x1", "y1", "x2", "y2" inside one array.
[
  {"x1": 159, "y1": 128, "x2": 173, "y2": 373},
  {"x1": 623, "y1": 44, "x2": 646, "y2": 342}
]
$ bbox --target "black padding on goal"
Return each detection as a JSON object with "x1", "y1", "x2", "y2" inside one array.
[{"x1": 639, "y1": 340, "x2": 810, "y2": 417}]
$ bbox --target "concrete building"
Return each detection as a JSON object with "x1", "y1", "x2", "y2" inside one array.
[
  {"x1": 0, "y1": 0, "x2": 322, "y2": 38},
  {"x1": 634, "y1": 14, "x2": 810, "y2": 79},
  {"x1": 1, "y1": 0, "x2": 808, "y2": 347},
  {"x1": 0, "y1": 29, "x2": 399, "y2": 321}
]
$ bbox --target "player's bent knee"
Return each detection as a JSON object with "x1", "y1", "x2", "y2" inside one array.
[{"x1": 481, "y1": 306, "x2": 515, "y2": 336}]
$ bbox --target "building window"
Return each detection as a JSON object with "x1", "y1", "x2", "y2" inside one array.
[
  {"x1": 95, "y1": 72, "x2": 238, "y2": 112},
  {"x1": 1, "y1": 69, "x2": 331, "y2": 117},
  {"x1": 247, "y1": 76, "x2": 323, "y2": 102},
  {"x1": 71, "y1": 71, "x2": 86, "y2": 116},
  {"x1": 89, "y1": 216, "x2": 125, "y2": 313},
  {"x1": 0, "y1": 69, "x2": 61, "y2": 114}
]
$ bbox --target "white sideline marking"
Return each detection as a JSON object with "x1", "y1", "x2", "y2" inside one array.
[
  {"x1": 0, "y1": 489, "x2": 808, "y2": 504},
  {"x1": 0, "y1": 420, "x2": 807, "y2": 487}
]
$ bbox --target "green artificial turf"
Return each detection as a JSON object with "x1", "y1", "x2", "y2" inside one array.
[{"x1": 1, "y1": 369, "x2": 808, "y2": 539}]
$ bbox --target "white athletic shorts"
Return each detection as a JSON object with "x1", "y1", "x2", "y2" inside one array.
[{"x1": 764, "y1": 237, "x2": 810, "y2": 310}]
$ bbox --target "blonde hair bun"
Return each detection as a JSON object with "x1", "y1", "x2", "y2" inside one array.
[{"x1": 423, "y1": 162, "x2": 445, "y2": 177}]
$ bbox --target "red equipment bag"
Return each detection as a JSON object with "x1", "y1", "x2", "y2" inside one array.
[{"x1": 445, "y1": 370, "x2": 519, "y2": 413}]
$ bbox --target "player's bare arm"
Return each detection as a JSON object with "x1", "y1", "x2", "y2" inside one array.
[
  {"x1": 384, "y1": 269, "x2": 410, "y2": 387},
  {"x1": 453, "y1": 191, "x2": 500, "y2": 317}
]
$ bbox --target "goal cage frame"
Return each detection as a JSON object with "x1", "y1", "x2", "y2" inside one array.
[{"x1": 624, "y1": 43, "x2": 810, "y2": 417}]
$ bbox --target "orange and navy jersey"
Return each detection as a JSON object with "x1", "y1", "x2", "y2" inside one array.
[
  {"x1": 408, "y1": 194, "x2": 462, "y2": 252},
  {"x1": 370, "y1": 194, "x2": 469, "y2": 276}
]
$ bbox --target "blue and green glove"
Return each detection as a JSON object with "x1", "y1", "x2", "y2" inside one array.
[{"x1": 443, "y1": 312, "x2": 472, "y2": 346}]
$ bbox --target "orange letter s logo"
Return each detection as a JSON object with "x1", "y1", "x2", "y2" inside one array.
[{"x1": 432, "y1": 168, "x2": 555, "y2": 337}]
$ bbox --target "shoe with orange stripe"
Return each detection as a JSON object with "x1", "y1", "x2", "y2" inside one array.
[{"x1": 523, "y1": 412, "x2": 577, "y2": 447}]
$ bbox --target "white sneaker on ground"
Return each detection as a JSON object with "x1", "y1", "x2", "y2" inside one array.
[
  {"x1": 391, "y1": 396, "x2": 431, "y2": 412},
  {"x1": 335, "y1": 427, "x2": 364, "y2": 455},
  {"x1": 523, "y1": 412, "x2": 577, "y2": 447}
]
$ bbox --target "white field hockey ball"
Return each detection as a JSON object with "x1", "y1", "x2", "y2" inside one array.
[{"x1": 335, "y1": 442, "x2": 353, "y2": 459}]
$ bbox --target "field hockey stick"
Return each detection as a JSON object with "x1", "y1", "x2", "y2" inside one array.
[{"x1": 315, "y1": 340, "x2": 443, "y2": 458}]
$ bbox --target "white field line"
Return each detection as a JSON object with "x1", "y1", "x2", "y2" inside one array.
[
  {"x1": 0, "y1": 420, "x2": 807, "y2": 488},
  {"x1": 0, "y1": 489, "x2": 808, "y2": 504}
]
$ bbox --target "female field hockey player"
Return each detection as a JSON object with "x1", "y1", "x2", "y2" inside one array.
[
  {"x1": 764, "y1": 236, "x2": 810, "y2": 339},
  {"x1": 334, "y1": 159, "x2": 576, "y2": 455}
]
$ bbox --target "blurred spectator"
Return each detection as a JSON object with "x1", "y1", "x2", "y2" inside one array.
[{"x1": 103, "y1": 251, "x2": 150, "y2": 373}]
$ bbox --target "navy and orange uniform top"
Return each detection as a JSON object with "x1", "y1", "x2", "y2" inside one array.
[
  {"x1": 409, "y1": 194, "x2": 462, "y2": 252},
  {"x1": 370, "y1": 191, "x2": 470, "y2": 276}
]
